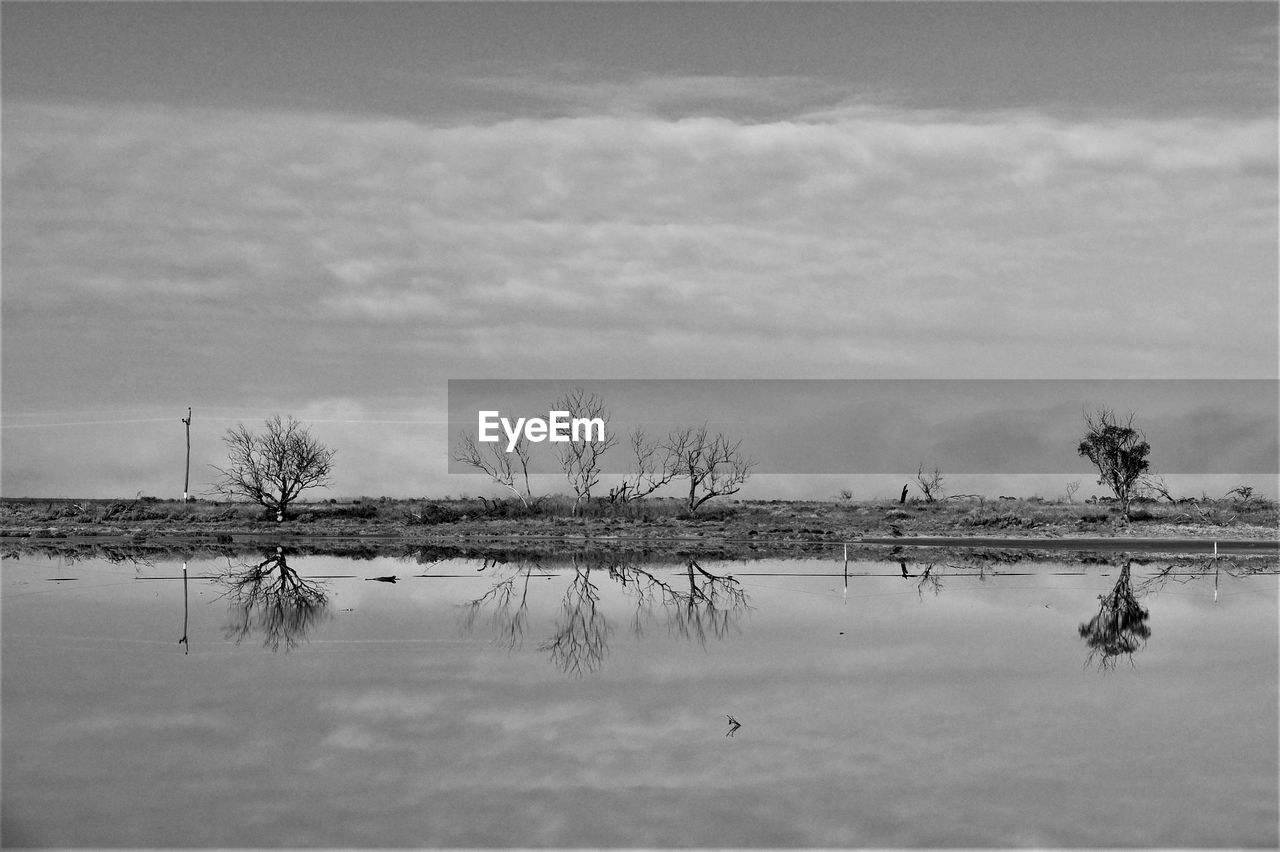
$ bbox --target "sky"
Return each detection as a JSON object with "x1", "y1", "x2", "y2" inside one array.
[{"x1": 2, "y1": 1, "x2": 1277, "y2": 500}]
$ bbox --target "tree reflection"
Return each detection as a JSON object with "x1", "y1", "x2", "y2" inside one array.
[
  {"x1": 540, "y1": 561, "x2": 611, "y2": 676},
  {"x1": 916, "y1": 563, "x2": 943, "y2": 598},
  {"x1": 217, "y1": 548, "x2": 330, "y2": 651},
  {"x1": 459, "y1": 559, "x2": 538, "y2": 651},
  {"x1": 899, "y1": 558, "x2": 996, "y2": 597},
  {"x1": 619, "y1": 558, "x2": 749, "y2": 644},
  {"x1": 1078, "y1": 561, "x2": 1151, "y2": 670},
  {"x1": 1133, "y1": 556, "x2": 1271, "y2": 602},
  {"x1": 460, "y1": 555, "x2": 750, "y2": 676}
]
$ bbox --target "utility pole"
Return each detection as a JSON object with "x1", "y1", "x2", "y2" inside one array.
[{"x1": 182, "y1": 407, "x2": 192, "y2": 502}]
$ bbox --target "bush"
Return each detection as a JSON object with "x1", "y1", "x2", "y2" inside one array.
[{"x1": 403, "y1": 503, "x2": 465, "y2": 524}]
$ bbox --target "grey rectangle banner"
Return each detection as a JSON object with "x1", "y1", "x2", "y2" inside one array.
[{"x1": 447, "y1": 379, "x2": 1278, "y2": 475}]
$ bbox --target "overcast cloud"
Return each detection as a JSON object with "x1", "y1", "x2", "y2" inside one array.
[{"x1": 2, "y1": 3, "x2": 1276, "y2": 499}]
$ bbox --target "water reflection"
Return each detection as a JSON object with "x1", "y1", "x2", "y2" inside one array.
[
  {"x1": 1134, "y1": 555, "x2": 1266, "y2": 601},
  {"x1": 216, "y1": 547, "x2": 330, "y2": 651},
  {"x1": 461, "y1": 555, "x2": 749, "y2": 676},
  {"x1": 177, "y1": 562, "x2": 189, "y2": 655},
  {"x1": 1078, "y1": 561, "x2": 1152, "y2": 671},
  {"x1": 915, "y1": 562, "x2": 943, "y2": 597},
  {"x1": 898, "y1": 557, "x2": 997, "y2": 598},
  {"x1": 542, "y1": 561, "x2": 610, "y2": 676},
  {"x1": 5, "y1": 547, "x2": 1275, "y2": 848}
]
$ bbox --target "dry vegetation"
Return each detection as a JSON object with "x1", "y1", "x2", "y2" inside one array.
[{"x1": 1, "y1": 492, "x2": 1275, "y2": 546}]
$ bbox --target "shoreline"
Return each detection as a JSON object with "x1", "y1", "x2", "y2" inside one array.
[{"x1": 3, "y1": 496, "x2": 1275, "y2": 562}]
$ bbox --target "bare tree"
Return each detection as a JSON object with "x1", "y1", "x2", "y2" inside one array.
[
  {"x1": 668, "y1": 424, "x2": 754, "y2": 512},
  {"x1": 1141, "y1": 473, "x2": 1177, "y2": 503},
  {"x1": 211, "y1": 415, "x2": 335, "y2": 521},
  {"x1": 1226, "y1": 485, "x2": 1255, "y2": 501},
  {"x1": 1078, "y1": 407, "x2": 1151, "y2": 520},
  {"x1": 916, "y1": 463, "x2": 945, "y2": 502},
  {"x1": 608, "y1": 427, "x2": 680, "y2": 504},
  {"x1": 555, "y1": 387, "x2": 617, "y2": 513},
  {"x1": 453, "y1": 430, "x2": 537, "y2": 508}
]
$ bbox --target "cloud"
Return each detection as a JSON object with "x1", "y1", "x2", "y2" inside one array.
[
  {"x1": 3, "y1": 95, "x2": 1275, "y2": 495},
  {"x1": 450, "y1": 72, "x2": 864, "y2": 122}
]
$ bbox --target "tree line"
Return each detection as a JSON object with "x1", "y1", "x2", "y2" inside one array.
[
  {"x1": 451, "y1": 388, "x2": 755, "y2": 514},
  {"x1": 210, "y1": 398, "x2": 1156, "y2": 522}
]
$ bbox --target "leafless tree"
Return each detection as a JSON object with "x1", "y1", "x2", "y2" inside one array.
[
  {"x1": 1225, "y1": 485, "x2": 1255, "y2": 501},
  {"x1": 1135, "y1": 473, "x2": 1177, "y2": 504},
  {"x1": 607, "y1": 427, "x2": 680, "y2": 504},
  {"x1": 668, "y1": 424, "x2": 755, "y2": 512},
  {"x1": 210, "y1": 415, "x2": 335, "y2": 521},
  {"x1": 453, "y1": 430, "x2": 537, "y2": 509},
  {"x1": 916, "y1": 463, "x2": 945, "y2": 502},
  {"x1": 217, "y1": 549, "x2": 329, "y2": 651},
  {"x1": 555, "y1": 388, "x2": 617, "y2": 513}
]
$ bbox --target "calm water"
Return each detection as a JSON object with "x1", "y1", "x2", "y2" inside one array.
[{"x1": 2, "y1": 549, "x2": 1276, "y2": 848}]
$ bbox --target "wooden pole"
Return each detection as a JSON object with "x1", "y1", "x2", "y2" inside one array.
[{"x1": 181, "y1": 407, "x2": 192, "y2": 502}]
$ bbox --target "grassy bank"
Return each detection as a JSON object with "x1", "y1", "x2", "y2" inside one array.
[{"x1": 2, "y1": 493, "x2": 1275, "y2": 543}]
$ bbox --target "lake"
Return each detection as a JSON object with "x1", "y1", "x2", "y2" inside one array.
[{"x1": 2, "y1": 548, "x2": 1276, "y2": 848}]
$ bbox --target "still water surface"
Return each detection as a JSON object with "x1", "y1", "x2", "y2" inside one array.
[{"x1": 3, "y1": 550, "x2": 1276, "y2": 848}]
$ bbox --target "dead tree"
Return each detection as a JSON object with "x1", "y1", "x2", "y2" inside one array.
[
  {"x1": 210, "y1": 415, "x2": 335, "y2": 521},
  {"x1": 607, "y1": 427, "x2": 680, "y2": 504},
  {"x1": 667, "y1": 424, "x2": 755, "y2": 512},
  {"x1": 453, "y1": 431, "x2": 537, "y2": 509},
  {"x1": 916, "y1": 463, "x2": 945, "y2": 502},
  {"x1": 554, "y1": 388, "x2": 616, "y2": 513}
]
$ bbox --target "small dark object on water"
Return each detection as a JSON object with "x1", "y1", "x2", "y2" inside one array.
[
  {"x1": 725, "y1": 715, "x2": 742, "y2": 737},
  {"x1": 367, "y1": 576, "x2": 397, "y2": 583}
]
